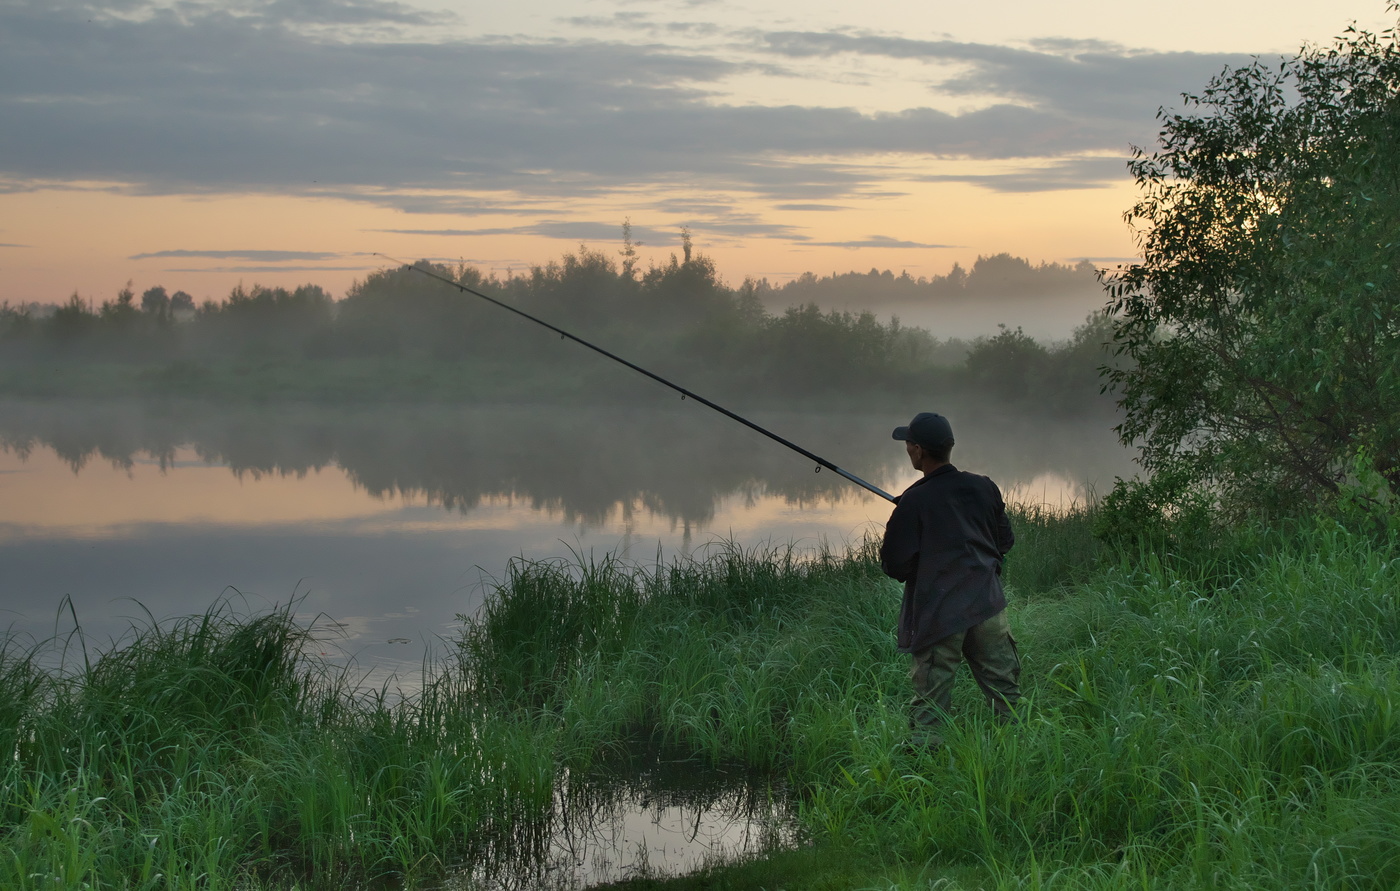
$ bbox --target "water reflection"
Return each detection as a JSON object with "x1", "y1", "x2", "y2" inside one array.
[
  {"x1": 0, "y1": 396, "x2": 1129, "y2": 527},
  {"x1": 463, "y1": 742, "x2": 796, "y2": 890},
  {"x1": 0, "y1": 397, "x2": 1135, "y2": 686}
]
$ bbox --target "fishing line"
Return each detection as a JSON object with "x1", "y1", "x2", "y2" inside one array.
[{"x1": 374, "y1": 254, "x2": 897, "y2": 503}]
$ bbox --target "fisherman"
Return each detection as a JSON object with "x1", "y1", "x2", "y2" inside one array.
[{"x1": 880, "y1": 412, "x2": 1019, "y2": 750}]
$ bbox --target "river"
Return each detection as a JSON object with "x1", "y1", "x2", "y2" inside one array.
[{"x1": 0, "y1": 397, "x2": 1134, "y2": 682}]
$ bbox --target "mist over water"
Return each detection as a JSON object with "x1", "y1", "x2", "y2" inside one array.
[
  {"x1": 756, "y1": 254, "x2": 1111, "y2": 343},
  {"x1": 0, "y1": 396, "x2": 1134, "y2": 684}
]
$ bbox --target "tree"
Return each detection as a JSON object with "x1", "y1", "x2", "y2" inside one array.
[
  {"x1": 618, "y1": 218, "x2": 642, "y2": 279},
  {"x1": 49, "y1": 293, "x2": 97, "y2": 342},
  {"x1": 1103, "y1": 16, "x2": 1400, "y2": 513},
  {"x1": 0, "y1": 301, "x2": 33, "y2": 342},
  {"x1": 195, "y1": 283, "x2": 334, "y2": 358},
  {"x1": 141, "y1": 285, "x2": 170, "y2": 318},
  {"x1": 170, "y1": 291, "x2": 195, "y2": 314},
  {"x1": 100, "y1": 282, "x2": 140, "y2": 327},
  {"x1": 965, "y1": 324, "x2": 1049, "y2": 401}
]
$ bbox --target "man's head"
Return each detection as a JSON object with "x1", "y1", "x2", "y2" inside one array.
[{"x1": 893, "y1": 412, "x2": 954, "y2": 470}]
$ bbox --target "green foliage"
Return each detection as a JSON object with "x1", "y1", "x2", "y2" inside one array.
[
  {"x1": 1333, "y1": 446, "x2": 1400, "y2": 541},
  {"x1": 197, "y1": 283, "x2": 334, "y2": 358},
  {"x1": 336, "y1": 261, "x2": 504, "y2": 360},
  {"x1": 0, "y1": 300, "x2": 35, "y2": 342},
  {"x1": 1105, "y1": 18, "x2": 1400, "y2": 512},
  {"x1": 1092, "y1": 467, "x2": 1217, "y2": 553},
  {"x1": 48, "y1": 292, "x2": 99, "y2": 342},
  {"x1": 966, "y1": 324, "x2": 1050, "y2": 401},
  {"x1": 1003, "y1": 502, "x2": 1103, "y2": 594},
  {"x1": 69, "y1": 601, "x2": 311, "y2": 747},
  {"x1": 459, "y1": 552, "x2": 650, "y2": 708},
  {"x1": 758, "y1": 304, "x2": 904, "y2": 394},
  {"x1": 956, "y1": 312, "x2": 1121, "y2": 410}
]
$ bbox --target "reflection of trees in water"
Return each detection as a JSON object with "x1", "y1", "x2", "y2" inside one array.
[{"x1": 0, "y1": 399, "x2": 1133, "y2": 526}]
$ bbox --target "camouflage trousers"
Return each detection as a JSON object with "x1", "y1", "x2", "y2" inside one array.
[{"x1": 908, "y1": 609, "x2": 1021, "y2": 747}]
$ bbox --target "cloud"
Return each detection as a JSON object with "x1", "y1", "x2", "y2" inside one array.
[
  {"x1": 0, "y1": 2, "x2": 735, "y2": 193},
  {"x1": 374, "y1": 229, "x2": 504, "y2": 237},
  {"x1": 378, "y1": 216, "x2": 803, "y2": 244},
  {"x1": 0, "y1": 0, "x2": 1253, "y2": 210},
  {"x1": 349, "y1": 195, "x2": 553, "y2": 216},
  {"x1": 1026, "y1": 37, "x2": 1129, "y2": 54},
  {"x1": 253, "y1": 0, "x2": 442, "y2": 28},
  {"x1": 90, "y1": 0, "x2": 444, "y2": 30},
  {"x1": 163, "y1": 265, "x2": 374, "y2": 273},
  {"x1": 562, "y1": 11, "x2": 725, "y2": 39},
  {"x1": 681, "y1": 217, "x2": 808, "y2": 240},
  {"x1": 372, "y1": 255, "x2": 525, "y2": 266},
  {"x1": 129, "y1": 249, "x2": 343, "y2": 261},
  {"x1": 761, "y1": 31, "x2": 1248, "y2": 131},
  {"x1": 807, "y1": 235, "x2": 960, "y2": 249},
  {"x1": 774, "y1": 203, "x2": 846, "y2": 212},
  {"x1": 917, "y1": 157, "x2": 1131, "y2": 192},
  {"x1": 378, "y1": 221, "x2": 672, "y2": 243}
]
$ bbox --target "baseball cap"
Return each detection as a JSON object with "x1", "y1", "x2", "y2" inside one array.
[{"x1": 892, "y1": 412, "x2": 954, "y2": 450}]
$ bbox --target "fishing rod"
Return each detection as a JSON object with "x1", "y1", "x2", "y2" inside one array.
[{"x1": 375, "y1": 254, "x2": 897, "y2": 503}]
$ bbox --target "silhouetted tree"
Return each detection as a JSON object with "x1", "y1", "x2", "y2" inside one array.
[
  {"x1": 619, "y1": 218, "x2": 642, "y2": 279},
  {"x1": 337, "y1": 262, "x2": 508, "y2": 360},
  {"x1": 965, "y1": 324, "x2": 1050, "y2": 401},
  {"x1": 141, "y1": 286, "x2": 170, "y2": 319},
  {"x1": 170, "y1": 291, "x2": 195, "y2": 314},
  {"x1": 100, "y1": 282, "x2": 140, "y2": 329},
  {"x1": 195, "y1": 283, "x2": 334, "y2": 357},
  {"x1": 47, "y1": 294, "x2": 97, "y2": 344},
  {"x1": 0, "y1": 302, "x2": 33, "y2": 345}
]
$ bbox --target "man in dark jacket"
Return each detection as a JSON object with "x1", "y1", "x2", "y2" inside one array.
[{"x1": 880, "y1": 412, "x2": 1019, "y2": 749}]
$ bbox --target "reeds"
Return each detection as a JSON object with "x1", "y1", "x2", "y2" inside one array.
[{"x1": 0, "y1": 600, "x2": 556, "y2": 888}]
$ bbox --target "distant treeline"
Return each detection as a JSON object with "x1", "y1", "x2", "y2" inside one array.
[
  {"x1": 0, "y1": 246, "x2": 1117, "y2": 409},
  {"x1": 756, "y1": 253, "x2": 1100, "y2": 307}
]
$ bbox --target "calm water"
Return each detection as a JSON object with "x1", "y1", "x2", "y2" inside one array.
[
  {"x1": 1, "y1": 397, "x2": 1134, "y2": 682},
  {"x1": 463, "y1": 744, "x2": 797, "y2": 889}
]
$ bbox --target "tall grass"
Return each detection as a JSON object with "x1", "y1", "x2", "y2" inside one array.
[
  {"x1": 1003, "y1": 501, "x2": 1103, "y2": 594},
  {"x1": 808, "y1": 517, "x2": 1400, "y2": 888},
  {"x1": 0, "y1": 600, "x2": 558, "y2": 888},
  {"x1": 5, "y1": 508, "x2": 1399, "y2": 888}
]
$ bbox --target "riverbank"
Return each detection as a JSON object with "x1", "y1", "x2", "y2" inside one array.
[{"x1": 5, "y1": 506, "x2": 1397, "y2": 888}]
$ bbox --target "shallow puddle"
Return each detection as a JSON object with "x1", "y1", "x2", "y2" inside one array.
[{"x1": 459, "y1": 744, "x2": 800, "y2": 889}]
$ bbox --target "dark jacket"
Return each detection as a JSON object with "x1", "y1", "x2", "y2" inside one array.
[{"x1": 879, "y1": 463, "x2": 1015, "y2": 653}]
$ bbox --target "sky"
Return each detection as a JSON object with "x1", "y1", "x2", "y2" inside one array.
[{"x1": 1, "y1": 0, "x2": 1393, "y2": 307}]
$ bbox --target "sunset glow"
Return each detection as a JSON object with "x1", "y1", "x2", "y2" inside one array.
[{"x1": 1, "y1": 0, "x2": 1390, "y2": 307}]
